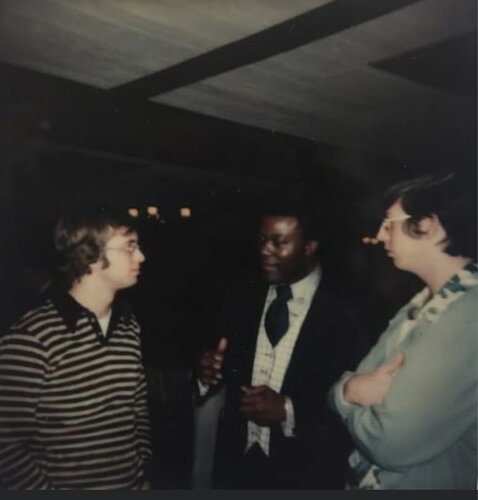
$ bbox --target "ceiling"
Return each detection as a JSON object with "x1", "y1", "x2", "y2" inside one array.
[{"x1": 0, "y1": 0, "x2": 476, "y2": 216}]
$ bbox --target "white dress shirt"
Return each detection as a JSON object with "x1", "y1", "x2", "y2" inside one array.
[{"x1": 246, "y1": 265, "x2": 321, "y2": 456}]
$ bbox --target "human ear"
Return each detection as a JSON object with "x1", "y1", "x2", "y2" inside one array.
[
  {"x1": 418, "y1": 215, "x2": 446, "y2": 242},
  {"x1": 89, "y1": 260, "x2": 101, "y2": 273},
  {"x1": 305, "y1": 240, "x2": 319, "y2": 256},
  {"x1": 89, "y1": 255, "x2": 109, "y2": 273}
]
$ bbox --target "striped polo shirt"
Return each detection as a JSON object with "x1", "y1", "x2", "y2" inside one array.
[{"x1": 0, "y1": 290, "x2": 152, "y2": 489}]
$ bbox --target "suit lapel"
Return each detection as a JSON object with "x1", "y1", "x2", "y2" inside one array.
[
  {"x1": 282, "y1": 287, "x2": 330, "y2": 392},
  {"x1": 233, "y1": 282, "x2": 268, "y2": 386}
]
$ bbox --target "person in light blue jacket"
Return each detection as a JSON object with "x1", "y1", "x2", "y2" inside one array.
[{"x1": 329, "y1": 172, "x2": 477, "y2": 490}]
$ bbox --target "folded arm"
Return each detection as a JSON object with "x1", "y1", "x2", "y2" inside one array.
[{"x1": 331, "y1": 315, "x2": 476, "y2": 470}]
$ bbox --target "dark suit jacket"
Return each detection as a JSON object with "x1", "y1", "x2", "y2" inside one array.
[{"x1": 205, "y1": 273, "x2": 369, "y2": 489}]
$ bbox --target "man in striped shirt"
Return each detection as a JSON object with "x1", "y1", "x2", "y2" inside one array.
[{"x1": 0, "y1": 207, "x2": 152, "y2": 489}]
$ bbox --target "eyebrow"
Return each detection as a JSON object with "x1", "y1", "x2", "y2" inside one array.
[{"x1": 259, "y1": 233, "x2": 287, "y2": 239}]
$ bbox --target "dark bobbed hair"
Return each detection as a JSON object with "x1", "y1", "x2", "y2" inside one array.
[
  {"x1": 54, "y1": 206, "x2": 137, "y2": 288},
  {"x1": 383, "y1": 172, "x2": 477, "y2": 259}
]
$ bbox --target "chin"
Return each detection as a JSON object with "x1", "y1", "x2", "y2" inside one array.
[
  {"x1": 121, "y1": 278, "x2": 138, "y2": 289},
  {"x1": 391, "y1": 258, "x2": 402, "y2": 269},
  {"x1": 391, "y1": 258, "x2": 409, "y2": 272},
  {"x1": 263, "y1": 271, "x2": 281, "y2": 284}
]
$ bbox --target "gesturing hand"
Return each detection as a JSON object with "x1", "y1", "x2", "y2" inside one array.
[
  {"x1": 198, "y1": 337, "x2": 228, "y2": 386},
  {"x1": 344, "y1": 351, "x2": 406, "y2": 407},
  {"x1": 239, "y1": 385, "x2": 286, "y2": 426}
]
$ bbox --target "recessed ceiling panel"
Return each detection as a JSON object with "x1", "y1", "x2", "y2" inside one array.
[
  {"x1": 153, "y1": 0, "x2": 475, "y2": 157},
  {"x1": 372, "y1": 31, "x2": 477, "y2": 97}
]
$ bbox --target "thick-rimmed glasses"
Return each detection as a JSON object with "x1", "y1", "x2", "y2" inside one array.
[
  {"x1": 379, "y1": 214, "x2": 411, "y2": 233},
  {"x1": 104, "y1": 242, "x2": 142, "y2": 255}
]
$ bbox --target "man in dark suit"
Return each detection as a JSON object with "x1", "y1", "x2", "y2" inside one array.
[{"x1": 197, "y1": 207, "x2": 366, "y2": 489}]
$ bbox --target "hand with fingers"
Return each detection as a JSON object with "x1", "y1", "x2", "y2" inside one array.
[
  {"x1": 198, "y1": 337, "x2": 228, "y2": 386},
  {"x1": 239, "y1": 385, "x2": 286, "y2": 426},
  {"x1": 344, "y1": 351, "x2": 406, "y2": 406}
]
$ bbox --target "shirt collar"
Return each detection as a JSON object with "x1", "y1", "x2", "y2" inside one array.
[
  {"x1": 407, "y1": 261, "x2": 477, "y2": 323},
  {"x1": 270, "y1": 264, "x2": 321, "y2": 301},
  {"x1": 48, "y1": 286, "x2": 132, "y2": 333}
]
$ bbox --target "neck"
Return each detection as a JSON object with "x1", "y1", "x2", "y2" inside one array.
[
  {"x1": 69, "y1": 277, "x2": 115, "y2": 318},
  {"x1": 287, "y1": 261, "x2": 317, "y2": 286},
  {"x1": 417, "y1": 253, "x2": 471, "y2": 295}
]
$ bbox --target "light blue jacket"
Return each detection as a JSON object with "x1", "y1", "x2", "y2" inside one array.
[{"x1": 330, "y1": 269, "x2": 477, "y2": 490}]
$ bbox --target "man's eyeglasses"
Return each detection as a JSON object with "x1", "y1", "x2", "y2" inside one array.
[
  {"x1": 379, "y1": 214, "x2": 411, "y2": 232},
  {"x1": 104, "y1": 242, "x2": 142, "y2": 255}
]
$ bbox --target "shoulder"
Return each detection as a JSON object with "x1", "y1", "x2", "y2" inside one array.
[
  {"x1": 457, "y1": 283, "x2": 476, "y2": 307},
  {"x1": 0, "y1": 299, "x2": 58, "y2": 359},
  {"x1": 310, "y1": 286, "x2": 362, "y2": 319},
  {"x1": 434, "y1": 285, "x2": 477, "y2": 331},
  {"x1": 113, "y1": 292, "x2": 142, "y2": 333},
  {"x1": 310, "y1": 286, "x2": 381, "y2": 355},
  {"x1": 6, "y1": 299, "x2": 61, "y2": 338},
  {"x1": 119, "y1": 312, "x2": 142, "y2": 336},
  {"x1": 305, "y1": 289, "x2": 359, "y2": 340}
]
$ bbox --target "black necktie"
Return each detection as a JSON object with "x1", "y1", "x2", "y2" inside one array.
[{"x1": 265, "y1": 284, "x2": 292, "y2": 347}]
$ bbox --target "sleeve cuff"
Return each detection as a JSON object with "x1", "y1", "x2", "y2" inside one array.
[
  {"x1": 331, "y1": 372, "x2": 357, "y2": 419},
  {"x1": 197, "y1": 378, "x2": 210, "y2": 397},
  {"x1": 281, "y1": 396, "x2": 296, "y2": 437}
]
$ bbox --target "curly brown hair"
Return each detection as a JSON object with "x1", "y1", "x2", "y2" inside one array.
[{"x1": 54, "y1": 206, "x2": 137, "y2": 288}]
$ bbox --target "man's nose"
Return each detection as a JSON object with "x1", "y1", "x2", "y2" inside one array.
[
  {"x1": 136, "y1": 249, "x2": 146, "y2": 263},
  {"x1": 375, "y1": 224, "x2": 386, "y2": 242},
  {"x1": 259, "y1": 240, "x2": 273, "y2": 255}
]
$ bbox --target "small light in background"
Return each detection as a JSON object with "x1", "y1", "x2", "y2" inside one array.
[
  {"x1": 146, "y1": 205, "x2": 160, "y2": 219},
  {"x1": 128, "y1": 207, "x2": 139, "y2": 218},
  {"x1": 362, "y1": 236, "x2": 379, "y2": 245},
  {"x1": 179, "y1": 206, "x2": 192, "y2": 219}
]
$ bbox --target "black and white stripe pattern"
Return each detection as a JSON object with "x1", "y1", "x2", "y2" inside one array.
[{"x1": 0, "y1": 298, "x2": 151, "y2": 489}]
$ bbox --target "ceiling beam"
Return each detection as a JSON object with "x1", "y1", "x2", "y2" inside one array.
[{"x1": 111, "y1": 0, "x2": 423, "y2": 99}]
